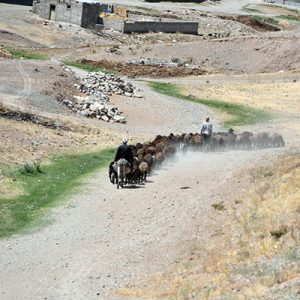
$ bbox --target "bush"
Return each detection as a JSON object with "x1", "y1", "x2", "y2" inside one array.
[{"x1": 19, "y1": 161, "x2": 42, "y2": 175}]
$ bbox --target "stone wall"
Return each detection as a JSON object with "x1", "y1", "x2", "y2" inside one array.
[{"x1": 123, "y1": 21, "x2": 199, "y2": 34}]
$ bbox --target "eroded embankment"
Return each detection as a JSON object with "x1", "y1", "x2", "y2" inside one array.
[{"x1": 0, "y1": 105, "x2": 70, "y2": 130}]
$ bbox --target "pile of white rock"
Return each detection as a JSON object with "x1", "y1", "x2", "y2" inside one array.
[
  {"x1": 128, "y1": 58, "x2": 200, "y2": 69},
  {"x1": 63, "y1": 96, "x2": 126, "y2": 123},
  {"x1": 65, "y1": 71, "x2": 142, "y2": 123},
  {"x1": 77, "y1": 72, "x2": 142, "y2": 98}
]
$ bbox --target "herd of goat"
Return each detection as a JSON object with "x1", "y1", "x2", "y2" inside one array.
[{"x1": 109, "y1": 130, "x2": 285, "y2": 186}]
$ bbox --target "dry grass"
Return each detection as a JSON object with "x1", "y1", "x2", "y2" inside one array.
[
  {"x1": 0, "y1": 177, "x2": 23, "y2": 200},
  {"x1": 117, "y1": 154, "x2": 300, "y2": 299},
  {"x1": 255, "y1": 3, "x2": 300, "y2": 16},
  {"x1": 0, "y1": 117, "x2": 120, "y2": 165},
  {"x1": 181, "y1": 80, "x2": 300, "y2": 115},
  {"x1": 180, "y1": 74, "x2": 300, "y2": 133}
]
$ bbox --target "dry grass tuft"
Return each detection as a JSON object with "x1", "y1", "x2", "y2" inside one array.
[
  {"x1": 212, "y1": 202, "x2": 226, "y2": 211},
  {"x1": 116, "y1": 154, "x2": 300, "y2": 299}
]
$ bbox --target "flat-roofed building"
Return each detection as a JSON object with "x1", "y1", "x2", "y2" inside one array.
[{"x1": 33, "y1": 0, "x2": 102, "y2": 28}]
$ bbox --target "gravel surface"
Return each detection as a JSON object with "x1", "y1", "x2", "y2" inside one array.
[
  {"x1": 70, "y1": 66, "x2": 220, "y2": 138},
  {"x1": 110, "y1": 80, "x2": 220, "y2": 137},
  {"x1": 0, "y1": 148, "x2": 285, "y2": 300},
  {"x1": 0, "y1": 59, "x2": 77, "y2": 117},
  {"x1": 118, "y1": 35, "x2": 300, "y2": 74}
]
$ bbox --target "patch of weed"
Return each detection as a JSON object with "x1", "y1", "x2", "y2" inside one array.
[
  {"x1": 64, "y1": 61, "x2": 112, "y2": 73},
  {"x1": 0, "y1": 149, "x2": 114, "y2": 237},
  {"x1": 278, "y1": 15, "x2": 300, "y2": 22},
  {"x1": 19, "y1": 160, "x2": 42, "y2": 175},
  {"x1": 244, "y1": 7, "x2": 261, "y2": 14},
  {"x1": 270, "y1": 225, "x2": 289, "y2": 239},
  {"x1": 252, "y1": 15, "x2": 280, "y2": 25},
  {"x1": 212, "y1": 202, "x2": 226, "y2": 211},
  {"x1": 7, "y1": 48, "x2": 47, "y2": 60}
]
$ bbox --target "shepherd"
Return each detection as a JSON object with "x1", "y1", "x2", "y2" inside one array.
[
  {"x1": 114, "y1": 138, "x2": 134, "y2": 169},
  {"x1": 200, "y1": 117, "x2": 213, "y2": 144}
]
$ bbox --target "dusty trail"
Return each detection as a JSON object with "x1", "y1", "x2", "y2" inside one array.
[{"x1": 0, "y1": 148, "x2": 285, "y2": 300}]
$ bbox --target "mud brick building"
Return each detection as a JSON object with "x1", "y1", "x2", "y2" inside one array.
[{"x1": 33, "y1": 0, "x2": 102, "y2": 28}]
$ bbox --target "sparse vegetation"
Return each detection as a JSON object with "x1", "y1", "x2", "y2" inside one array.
[
  {"x1": 117, "y1": 154, "x2": 300, "y2": 299},
  {"x1": 0, "y1": 149, "x2": 114, "y2": 237},
  {"x1": 243, "y1": 7, "x2": 261, "y2": 14},
  {"x1": 109, "y1": 44, "x2": 120, "y2": 53},
  {"x1": 212, "y1": 202, "x2": 226, "y2": 211},
  {"x1": 171, "y1": 57, "x2": 180, "y2": 63},
  {"x1": 254, "y1": 166, "x2": 274, "y2": 178},
  {"x1": 7, "y1": 48, "x2": 47, "y2": 60},
  {"x1": 278, "y1": 15, "x2": 300, "y2": 22},
  {"x1": 19, "y1": 160, "x2": 42, "y2": 175},
  {"x1": 252, "y1": 15, "x2": 280, "y2": 26},
  {"x1": 64, "y1": 61, "x2": 113, "y2": 73},
  {"x1": 148, "y1": 81, "x2": 271, "y2": 127},
  {"x1": 270, "y1": 225, "x2": 289, "y2": 240}
]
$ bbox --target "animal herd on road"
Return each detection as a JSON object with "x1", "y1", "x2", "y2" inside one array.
[{"x1": 109, "y1": 130, "x2": 285, "y2": 188}]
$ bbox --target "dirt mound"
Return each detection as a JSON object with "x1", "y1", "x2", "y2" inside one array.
[{"x1": 79, "y1": 59, "x2": 206, "y2": 78}]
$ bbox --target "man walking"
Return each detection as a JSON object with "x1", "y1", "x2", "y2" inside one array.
[{"x1": 200, "y1": 117, "x2": 213, "y2": 143}]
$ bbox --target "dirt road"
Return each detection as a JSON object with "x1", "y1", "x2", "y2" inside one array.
[{"x1": 0, "y1": 147, "x2": 285, "y2": 300}]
